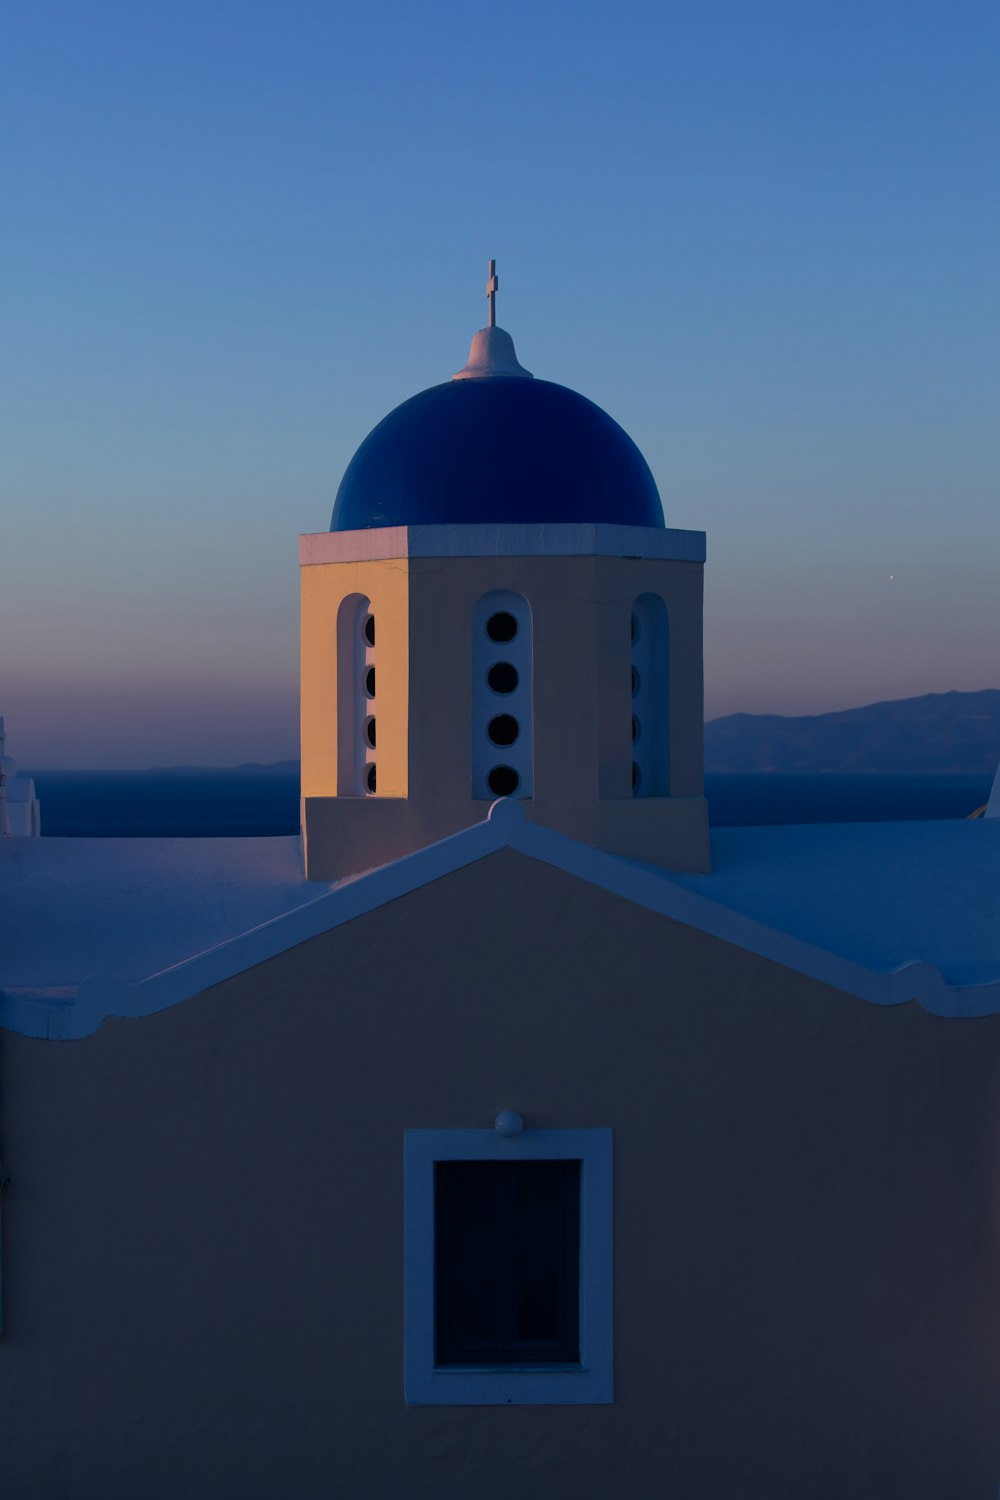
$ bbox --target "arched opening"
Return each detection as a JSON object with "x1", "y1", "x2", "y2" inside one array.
[
  {"x1": 630, "y1": 593, "x2": 669, "y2": 797},
  {"x1": 337, "y1": 593, "x2": 377, "y2": 795},
  {"x1": 473, "y1": 590, "x2": 533, "y2": 799}
]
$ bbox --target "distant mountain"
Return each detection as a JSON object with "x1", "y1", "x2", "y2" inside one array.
[
  {"x1": 704, "y1": 690, "x2": 1000, "y2": 774},
  {"x1": 141, "y1": 760, "x2": 302, "y2": 777},
  {"x1": 28, "y1": 760, "x2": 301, "y2": 777},
  {"x1": 31, "y1": 695, "x2": 1000, "y2": 781}
]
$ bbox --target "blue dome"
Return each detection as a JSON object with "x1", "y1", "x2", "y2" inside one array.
[{"x1": 330, "y1": 377, "x2": 664, "y2": 531}]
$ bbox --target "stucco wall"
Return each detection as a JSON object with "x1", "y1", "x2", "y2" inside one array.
[
  {"x1": 301, "y1": 551, "x2": 710, "y2": 878},
  {"x1": 301, "y1": 556, "x2": 411, "y2": 801},
  {"x1": 1, "y1": 851, "x2": 998, "y2": 1499}
]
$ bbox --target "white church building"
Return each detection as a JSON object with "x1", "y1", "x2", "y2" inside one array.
[{"x1": 1, "y1": 272, "x2": 999, "y2": 1499}]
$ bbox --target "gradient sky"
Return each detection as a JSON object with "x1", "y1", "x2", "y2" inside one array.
[{"x1": 2, "y1": 0, "x2": 998, "y2": 768}]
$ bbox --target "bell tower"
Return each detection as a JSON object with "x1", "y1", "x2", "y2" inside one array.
[{"x1": 300, "y1": 267, "x2": 709, "y2": 880}]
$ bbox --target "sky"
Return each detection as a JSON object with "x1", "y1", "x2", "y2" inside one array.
[{"x1": 2, "y1": 0, "x2": 998, "y2": 768}]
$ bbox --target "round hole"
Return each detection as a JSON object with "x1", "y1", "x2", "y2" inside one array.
[
  {"x1": 632, "y1": 761, "x2": 641, "y2": 791},
  {"x1": 366, "y1": 764, "x2": 377, "y2": 794},
  {"x1": 632, "y1": 715, "x2": 640, "y2": 743},
  {"x1": 363, "y1": 614, "x2": 375, "y2": 647},
  {"x1": 486, "y1": 611, "x2": 518, "y2": 644},
  {"x1": 631, "y1": 666, "x2": 640, "y2": 699},
  {"x1": 488, "y1": 765, "x2": 520, "y2": 797},
  {"x1": 366, "y1": 717, "x2": 376, "y2": 749},
  {"x1": 365, "y1": 666, "x2": 375, "y2": 698},
  {"x1": 488, "y1": 714, "x2": 519, "y2": 747},
  {"x1": 631, "y1": 612, "x2": 640, "y2": 644},
  {"x1": 487, "y1": 662, "x2": 519, "y2": 695}
]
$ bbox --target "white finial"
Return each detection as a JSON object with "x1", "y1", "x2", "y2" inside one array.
[
  {"x1": 487, "y1": 258, "x2": 498, "y2": 328},
  {"x1": 453, "y1": 261, "x2": 533, "y2": 381}
]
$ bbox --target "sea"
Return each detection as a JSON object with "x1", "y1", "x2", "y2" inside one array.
[{"x1": 25, "y1": 768, "x2": 994, "y2": 837}]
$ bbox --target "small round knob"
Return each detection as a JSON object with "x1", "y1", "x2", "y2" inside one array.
[{"x1": 494, "y1": 1110, "x2": 524, "y2": 1137}]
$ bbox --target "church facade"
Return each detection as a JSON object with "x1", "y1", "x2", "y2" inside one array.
[{"x1": 1, "y1": 277, "x2": 999, "y2": 1499}]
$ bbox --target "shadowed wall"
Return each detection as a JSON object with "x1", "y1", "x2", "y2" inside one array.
[{"x1": 1, "y1": 850, "x2": 998, "y2": 1499}]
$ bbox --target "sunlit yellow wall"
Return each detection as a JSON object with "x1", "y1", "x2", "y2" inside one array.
[
  {"x1": 300, "y1": 560, "x2": 410, "y2": 800},
  {"x1": 300, "y1": 548, "x2": 710, "y2": 880}
]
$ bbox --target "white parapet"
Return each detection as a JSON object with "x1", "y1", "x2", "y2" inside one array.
[{"x1": 0, "y1": 716, "x2": 41, "y2": 837}]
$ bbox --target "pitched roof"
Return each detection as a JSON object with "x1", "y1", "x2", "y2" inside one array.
[{"x1": 3, "y1": 802, "x2": 999, "y2": 1039}]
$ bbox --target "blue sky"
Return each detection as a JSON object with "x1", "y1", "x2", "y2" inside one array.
[{"x1": 2, "y1": 0, "x2": 997, "y2": 767}]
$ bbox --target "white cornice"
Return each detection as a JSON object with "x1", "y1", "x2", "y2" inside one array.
[{"x1": 299, "y1": 523, "x2": 707, "y2": 567}]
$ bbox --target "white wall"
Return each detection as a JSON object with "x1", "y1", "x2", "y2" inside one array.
[{"x1": 1, "y1": 852, "x2": 998, "y2": 1498}]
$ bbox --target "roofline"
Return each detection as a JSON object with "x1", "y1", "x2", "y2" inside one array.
[
  {"x1": 299, "y1": 523, "x2": 706, "y2": 567},
  {"x1": 2, "y1": 800, "x2": 998, "y2": 1041}
]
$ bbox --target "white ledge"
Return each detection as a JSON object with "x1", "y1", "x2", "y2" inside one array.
[{"x1": 299, "y1": 523, "x2": 706, "y2": 566}]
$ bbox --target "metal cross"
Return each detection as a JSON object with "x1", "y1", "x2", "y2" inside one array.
[{"x1": 486, "y1": 259, "x2": 498, "y2": 327}]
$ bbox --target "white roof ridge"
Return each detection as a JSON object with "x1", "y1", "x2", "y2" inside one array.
[{"x1": 4, "y1": 802, "x2": 999, "y2": 1040}]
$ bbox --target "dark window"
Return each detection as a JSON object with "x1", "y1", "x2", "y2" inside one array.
[
  {"x1": 487, "y1": 765, "x2": 520, "y2": 797},
  {"x1": 487, "y1": 661, "x2": 519, "y2": 695},
  {"x1": 487, "y1": 714, "x2": 519, "y2": 746},
  {"x1": 486, "y1": 611, "x2": 518, "y2": 644},
  {"x1": 434, "y1": 1159, "x2": 580, "y2": 1366},
  {"x1": 366, "y1": 764, "x2": 376, "y2": 793}
]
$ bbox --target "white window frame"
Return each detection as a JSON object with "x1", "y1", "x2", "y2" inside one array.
[
  {"x1": 472, "y1": 589, "x2": 534, "y2": 800},
  {"x1": 336, "y1": 593, "x2": 376, "y2": 795},
  {"x1": 403, "y1": 1126, "x2": 613, "y2": 1405},
  {"x1": 631, "y1": 592, "x2": 670, "y2": 797}
]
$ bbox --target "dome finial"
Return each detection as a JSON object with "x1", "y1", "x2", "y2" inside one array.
[
  {"x1": 487, "y1": 258, "x2": 498, "y2": 328},
  {"x1": 453, "y1": 259, "x2": 533, "y2": 381}
]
